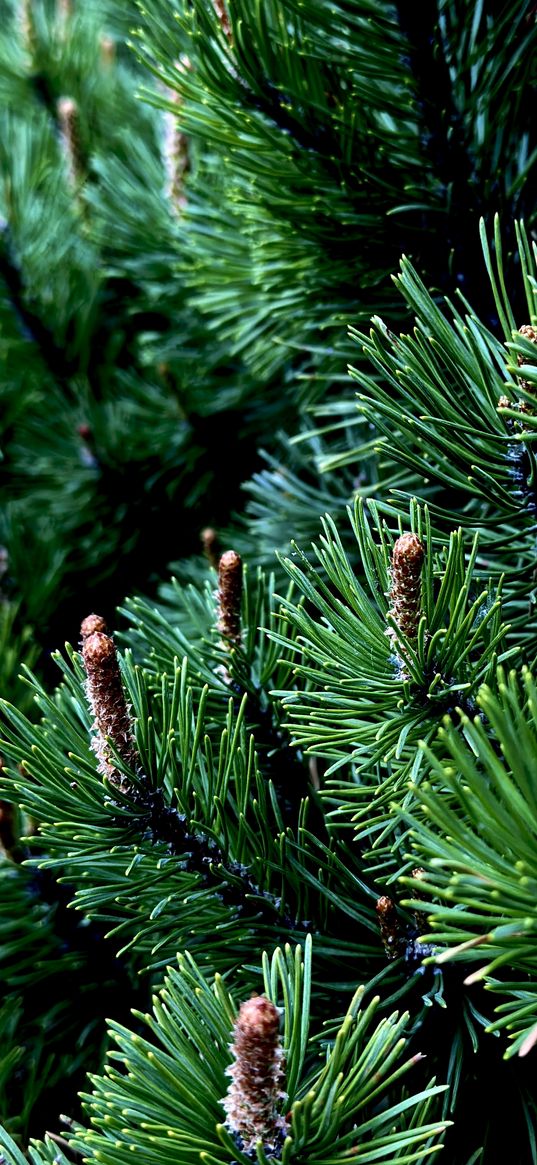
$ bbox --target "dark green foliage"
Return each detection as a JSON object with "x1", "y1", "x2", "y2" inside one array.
[
  {"x1": 1, "y1": 2, "x2": 537, "y2": 1163},
  {"x1": 401, "y1": 667, "x2": 537, "y2": 1059},
  {"x1": 274, "y1": 503, "x2": 513, "y2": 769},
  {"x1": 0, "y1": 943, "x2": 450, "y2": 1165},
  {"x1": 0, "y1": 849, "x2": 142, "y2": 1143},
  {"x1": 0, "y1": 0, "x2": 289, "y2": 673}
]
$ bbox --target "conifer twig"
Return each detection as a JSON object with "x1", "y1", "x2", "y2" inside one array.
[
  {"x1": 79, "y1": 621, "x2": 308, "y2": 932},
  {"x1": 134, "y1": 785, "x2": 308, "y2": 934}
]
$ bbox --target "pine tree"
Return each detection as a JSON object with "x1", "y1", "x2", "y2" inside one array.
[{"x1": 0, "y1": 3, "x2": 536, "y2": 1165}]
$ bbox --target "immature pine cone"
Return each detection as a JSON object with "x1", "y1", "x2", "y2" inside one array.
[
  {"x1": 201, "y1": 526, "x2": 219, "y2": 568},
  {"x1": 517, "y1": 324, "x2": 537, "y2": 394},
  {"x1": 80, "y1": 613, "x2": 107, "y2": 639},
  {"x1": 57, "y1": 96, "x2": 83, "y2": 186},
  {"x1": 213, "y1": 0, "x2": 232, "y2": 41},
  {"x1": 82, "y1": 627, "x2": 138, "y2": 789},
  {"x1": 376, "y1": 895, "x2": 402, "y2": 960},
  {"x1": 217, "y1": 550, "x2": 242, "y2": 649},
  {"x1": 162, "y1": 77, "x2": 189, "y2": 214},
  {"x1": 223, "y1": 996, "x2": 286, "y2": 1152},
  {"x1": 388, "y1": 533, "x2": 425, "y2": 639}
]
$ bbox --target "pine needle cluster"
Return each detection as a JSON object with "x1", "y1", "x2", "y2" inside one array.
[{"x1": 0, "y1": 4, "x2": 536, "y2": 1165}]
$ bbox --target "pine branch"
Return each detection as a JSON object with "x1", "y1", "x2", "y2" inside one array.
[
  {"x1": 123, "y1": 781, "x2": 309, "y2": 934},
  {"x1": 0, "y1": 229, "x2": 75, "y2": 384},
  {"x1": 80, "y1": 617, "x2": 309, "y2": 934}
]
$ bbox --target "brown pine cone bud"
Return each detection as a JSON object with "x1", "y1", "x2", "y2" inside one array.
[
  {"x1": 213, "y1": 0, "x2": 232, "y2": 41},
  {"x1": 218, "y1": 550, "x2": 242, "y2": 649},
  {"x1": 222, "y1": 996, "x2": 286, "y2": 1152},
  {"x1": 162, "y1": 110, "x2": 189, "y2": 214},
  {"x1": 18, "y1": 0, "x2": 36, "y2": 54},
  {"x1": 80, "y1": 613, "x2": 107, "y2": 640},
  {"x1": 201, "y1": 526, "x2": 219, "y2": 568},
  {"x1": 376, "y1": 895, "x2": 402, "y2": 960},
  {"x1": 517, "y1": 324, "x2": 537, "y2": 396},
  {"x1": 100, "y1": 35, "x2": 115, "y2": 65},
  {"x1": 161, "y1": 60, "x2": 192, "y2": 215},
  {"x1": 388, "y1": 533, "x2": 425, "y2": 640},
  {"x1": 82, "y1": 631, "x2": 138, "y2": 789},
  {"x1": 57, "y1": 97, "x2": 84, "y2": 186},
  {"x1": 517, "y1": 324, "x2": 537, "y2": 354}
]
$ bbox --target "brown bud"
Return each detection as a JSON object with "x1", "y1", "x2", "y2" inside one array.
[
  {"x1": 213, "y1": 0, "x2": 232, "y2": 41},
  {"x1": 57, "y1": 96, "x2": 84, "y2": 186},
  {"x1": 100, "y1": 35, "x2": 115, "y2": 65},
  {"x1": 223, "y1": 997, "x2": 286, "y2": 1151},
  {"x1": 80, "y1": 613, "x2": 107, "y2": 640},
  {"x1": 517, "y1": 324, "x2": 537, "y2": 399},
  {"x1": 18, "y1": 0, "x2": 37, "y2": 54},
  {"x1": 217, "y1": 550, "x2": 242, "y2": 649},
  {"x1": 162, "y1": 109, "x2": 189, "y2": 214},
  {"x1": 201, "y1": 526, "x2": 219, "y2": 568},
  {"x1": 82, "y1": 631, "x2": 138, "y2": 789},
  {"x1": 497, "y1": 395, "x2": 526, "y2": 432},
  {"x1": 517, "y1": 324, "x2": 537, "y2": 354},
  {"x1": 376, "y1": 895, "x2": 402, "y2": 960},
  {"x1": 388, "y1": 533, "x2": 424, "y2": 640}
]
